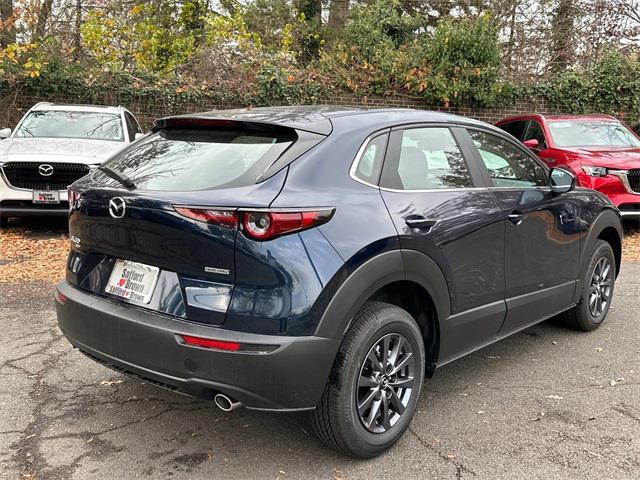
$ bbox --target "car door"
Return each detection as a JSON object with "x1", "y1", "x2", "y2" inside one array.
[
  {"x1": 377, "y1": 124, "x2": 506, "y2": 362},
  {"x1": 463, "y1": 127, "x2": 581, "y2": 335},
  {"x1": 522, "y1": 119, "x2": 556, "y2": 164}
]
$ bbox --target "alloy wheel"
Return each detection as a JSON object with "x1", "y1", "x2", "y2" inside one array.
[
  {"x1": 589, "y1": 257, "x2": 612, "y2": 318},
  {"x1": 356, "y1": 333, "x2": 415, "y2": 433}
]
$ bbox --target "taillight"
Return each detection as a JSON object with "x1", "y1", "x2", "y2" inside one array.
[
  {"x1": 173, "y1": 206, "x2": 334, "y2": 240},
  {"x1": 174, "y1": 207, "x2": 238, "y2": 229},
  {"x1": 241, "y1": 211, "x2": 332, "y2": 240},
  {"x1": 68, "y1": 189, "x2": 80, "y2": 211}
]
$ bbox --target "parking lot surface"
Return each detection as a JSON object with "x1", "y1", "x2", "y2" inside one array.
[{"x1": 0, "y1": 223, "x2": 639, "y2": 479}]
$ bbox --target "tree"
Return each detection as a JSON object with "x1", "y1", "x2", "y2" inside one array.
[
  {"x1": 0, "y1": 0, "x2": 14, "y2": 46},
  {"x1": 35, "y1": 0, "x2": 54, "y2": 41},
  {"x1": 550, "y1": 0, "x2": 576, "y2": 72},
  {"x1": 328, "y1": 0, "x2": 349, "y2": 30}
]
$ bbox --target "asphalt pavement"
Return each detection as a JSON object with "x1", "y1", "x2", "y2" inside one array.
[{"x1": 1, "y1": 264, "x2": 639, "y2": 480}]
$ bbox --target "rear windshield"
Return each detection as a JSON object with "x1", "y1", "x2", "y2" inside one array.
[
  {"x1": 15, "y1": 110, "x2": 124, "y2": 141},
  {"x1": 92, "y1": 127, "x2": 296, "y2": 191},
  {"x1": 547, "y1": 120, "x2": 640, "y2": 148}
]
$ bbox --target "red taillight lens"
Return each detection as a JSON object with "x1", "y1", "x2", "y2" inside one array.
[
  {"x1": 241, "y1": 210, "x2": 333, "y2": 240},
  {"x1": 178, "y1": 334, "x2": 240, "y2": 351},
  {"x1": 173, "y1": 206, "x2": 333, "y2": 240},
  {"x1": 175, "y1": 207, "x2": 238, "y2": 229},
  {"x1": 68, "y1": 189, "x2": 80, "y2": 211}
]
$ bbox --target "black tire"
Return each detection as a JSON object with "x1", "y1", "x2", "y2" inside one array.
[
  {"x1": 311, "y1": 302, "x2": 425, "y2": 458},
  {"x1": 560, "y1": 240, "x2": 616, "y2": 331}
]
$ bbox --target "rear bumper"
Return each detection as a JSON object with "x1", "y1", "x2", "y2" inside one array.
[{"x1": 55, "y1": 281, "x2": 339, "y2": 411}]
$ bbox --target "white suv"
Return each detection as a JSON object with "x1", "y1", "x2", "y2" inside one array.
[{"x1": 0, "y1": 103, "x2": 142, "y2": 225}]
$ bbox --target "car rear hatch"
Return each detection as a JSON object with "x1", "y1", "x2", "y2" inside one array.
[{"x1": 67, "y1": 118, "x2": 327, "y2": 326}]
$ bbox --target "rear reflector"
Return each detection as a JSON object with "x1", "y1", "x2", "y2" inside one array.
[
  {"x1": 178, "y1": 334, "x2": 241, "y2": 351},
  {"x1": 54, "y1": 289, "x2": 68, "y2": 304},
  {"x1": 173, "y1": 206, "x2": 334, "y2": 240}
]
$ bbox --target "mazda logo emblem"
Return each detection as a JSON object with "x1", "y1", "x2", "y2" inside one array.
[
  {"x1": 38, "y1": 164, "x2": 54, "y2": 177},
  {"x1": 108, "y1": 197, "x2": 126, "y2": 219}
]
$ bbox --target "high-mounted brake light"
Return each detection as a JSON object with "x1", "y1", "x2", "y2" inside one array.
[{"x1": 173, "y1": 206, "x2": 334, "y2": 240}]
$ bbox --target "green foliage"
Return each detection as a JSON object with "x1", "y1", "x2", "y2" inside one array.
[
  {"x1": 535, "y1": 50, "x2": 640, "y2": 120},
  {"x1": 2, "y1": 0, "x2": 640, "y2": 121},
  {"x1": 81, "y1": 1, "x2": 201, "y2": 73},
  {"x1": 320, "y1": 0, "x2": 419, "y2": 94},
  {"x1": 404, "y1": 14, "x2": 505, "y2": 106}
]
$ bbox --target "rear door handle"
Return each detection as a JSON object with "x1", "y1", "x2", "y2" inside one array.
[
  {"x1": 507, "y1": 211, "x2": 525, "y2": 226},
  {"x1": 405, "y1": 216, "x2": 436, "y2": 231}
]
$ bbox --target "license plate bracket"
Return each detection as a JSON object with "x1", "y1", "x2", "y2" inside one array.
[
  {"x1": 32, "y1": 190, "x2": 60, "y2": 204},
  {"x1": 105, "y1": 259, "x2": 160, "y2": 304}
]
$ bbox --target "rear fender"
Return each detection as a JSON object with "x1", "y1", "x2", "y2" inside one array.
[
  {"x1": 314, "y1": 250, "x2": 450, "y2": 357},
  {"x1": 572, "y1": 208, "x2": 623, "y2": 303}
]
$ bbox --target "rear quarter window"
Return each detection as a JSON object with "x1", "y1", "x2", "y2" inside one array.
[{"x1": 92, "y1": 127, "x2": 296, "y2": 191}]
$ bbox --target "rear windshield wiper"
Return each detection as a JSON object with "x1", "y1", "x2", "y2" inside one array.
[{"x1": 98, "y1": 165, "x2": 136, "y2": 190}]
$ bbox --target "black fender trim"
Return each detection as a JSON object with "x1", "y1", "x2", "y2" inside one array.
[
  {"x1": 314, "y1": 250, "x2": 405, "y2": 339},
  {"x1": 573, "y1": 209, "x2": 623, "y2": 303},
  {"x1": 314, "y1": 250, "x2": 450, "y2": 360}
]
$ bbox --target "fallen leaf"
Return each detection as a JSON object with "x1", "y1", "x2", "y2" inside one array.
[
  {"x1": 545, "y1": 395, "x2": 564, "y2": 400},
  {"x1": 99, "y1": 379, "x2": 124, "y2": 386}
]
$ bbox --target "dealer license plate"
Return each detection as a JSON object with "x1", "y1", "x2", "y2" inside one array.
[
  {"x1": 32, "y1": 190, "x2": 60, "y2": 204},
  {"x1": 105, "y1": 259, "x2": 160, "y2": 304}
]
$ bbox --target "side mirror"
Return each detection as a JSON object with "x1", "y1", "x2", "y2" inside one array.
[
  {"x1": 134, "y1": 132, "x2": 145, "y2": 140},
  {"x1": 523, "y1": 138, "x2": 539, "y2": 149},
  {"x1": 0, "y1": 128, "x2": 12, "y2": 139},
  {"x1": 550, "y1": 167, "x2": 575, "y2": 194}
]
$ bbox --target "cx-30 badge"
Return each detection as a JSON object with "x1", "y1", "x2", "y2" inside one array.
[
  {"x1": 108, "y1": 197, "x2": 126, "y2": 219},
  {"x1": 38, "y1": 164, "x2": 54, "y2": 177}
]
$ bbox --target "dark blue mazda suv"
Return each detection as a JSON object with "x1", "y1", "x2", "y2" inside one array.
[{"x1": 56, "y1": 106, "x2": 623, "y2": 457}]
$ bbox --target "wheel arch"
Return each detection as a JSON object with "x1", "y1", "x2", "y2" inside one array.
[
  {"x1": 581, "y1": 208, "x2": 623, "y2": 279},
  {"x1": 314, "y1": 249, "x2": 450, "y2": 376}
]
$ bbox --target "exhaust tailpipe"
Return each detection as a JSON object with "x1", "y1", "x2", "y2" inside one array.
[{"x1": 214, "y1": 393, "x2": 242, "y2": 412}]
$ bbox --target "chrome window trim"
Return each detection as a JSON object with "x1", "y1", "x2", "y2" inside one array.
[{"x1": 379, "y1": 186, "x2": 489, "y2": 194}]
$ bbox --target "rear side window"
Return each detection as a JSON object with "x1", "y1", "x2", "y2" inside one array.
[
  {"x1": 353, "y1": 134, "x2": 387, "y2": 185},
  {"x1": 499, "y1": 120, "x2": 528, "y2": 141},
  {"x1": 380, "y1": 127, "x2": 473, "y2": 190},
  {"x1": 93, "y1": 127, "x2": 296, "y2": 191}
]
